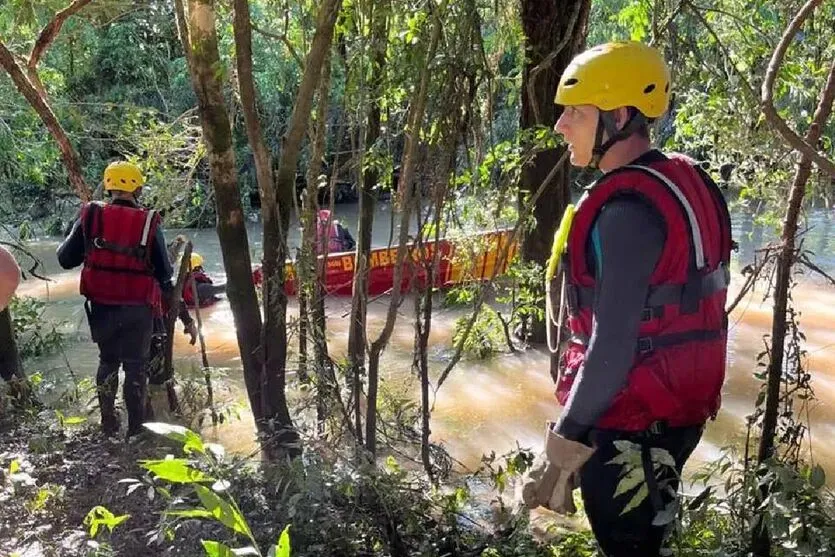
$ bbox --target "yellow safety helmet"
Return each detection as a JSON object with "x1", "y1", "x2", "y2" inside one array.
[
  {"x1": 103, "y1": 161, "x2": 145, "y2": 193},
  {"x1": 189, "y1": 253, "x2": 204, "y2": 270},
  {"x1": 554, "y1": 41, "x2": 671, "y2": 119}
]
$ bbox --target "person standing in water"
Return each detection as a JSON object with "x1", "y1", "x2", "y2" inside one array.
[{"x1": 58, "y1": 161, "x2": 195, "y2": 437}]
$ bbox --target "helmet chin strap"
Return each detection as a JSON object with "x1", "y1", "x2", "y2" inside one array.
[{"x1": 588, "y1": 108, "x2": 647, "y2": 169}]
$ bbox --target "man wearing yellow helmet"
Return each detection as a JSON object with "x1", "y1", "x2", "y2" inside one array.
[
  {"x1": 57, "y1": 161, "x2": 195, "y2": 438},
  {"x1": 181, "y1": 252, "x2": 227, "y2": 308},
  {"x1": 524, "y1": 43, "x2": 733, "y2": 556}
]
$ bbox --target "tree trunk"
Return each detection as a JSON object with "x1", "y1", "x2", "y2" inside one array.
[
  {"x1": 0, "y1": 41, "x2": 91, "y2": 202},
  {"x1": 180, "y1": 0, "x2": 266, "y2": 431},
  {"x1": 517, "y1": 0, "x2": 590, "y2": 343},
  {"x1": 233, "y1": 0, "x2": 299, "y2": 453},
  {"x1": 365, "y1": 0, "x2": 445, "y2": 457},
  {"x1": 348, "y1": 0, "x2": 389, "y2": 450},
  {"x1": 268, "y1": 0, "x2": 342, "y2": 443},
  {"x1": 303, "y1": 45, "x2": 335, "y2": 434},
  {"x1": 752, "y1": 60, "x2": 835, "y2": 557}
]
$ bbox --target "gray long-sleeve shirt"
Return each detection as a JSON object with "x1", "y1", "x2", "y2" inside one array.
[{"x1": 556, "y1": 151, "x2": 668, "y2": 441}]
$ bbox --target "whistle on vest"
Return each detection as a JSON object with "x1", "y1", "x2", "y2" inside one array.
[{"x1": 546, "y1": 204, "x2": 576, "y2": 283}]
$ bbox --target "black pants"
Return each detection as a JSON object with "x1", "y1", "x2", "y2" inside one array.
[
  {"x1": 579, "y1": 424, "x2": 704, "y2": 557},
  {"x1": 195, "y1": 281, "x2": 225, "y2": 305},
  {"x1": 87, "y1": 303, "x2": 153, "y2": 436}
]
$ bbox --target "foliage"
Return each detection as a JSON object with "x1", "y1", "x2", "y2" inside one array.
[
  {"x1": 669, "y1": 454, "x2": 835, "y2": 556},
  {"x1": 105, "y1": 422, "x2": 602, "y2": 557},
  {"x1": 452, "y1": 305, "x2": 506, "y2": 359},
  {"x1": 8, "y1": 295, "x2": 64, "y2": 360}
]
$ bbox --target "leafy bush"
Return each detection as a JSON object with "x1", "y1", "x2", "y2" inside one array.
[{"x1": 9, "y1": 295, "x2": 65, "y2": 360}]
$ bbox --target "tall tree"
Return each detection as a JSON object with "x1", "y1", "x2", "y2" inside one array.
[
  {"x1": 751, "y1": 1, "x2": 835, "y2": 554},
  {"x1": 518, "y1": 0, "x2": 590, "y2": 342},
  {"x1": 232, "y1": 0, "x2": 300, "y2": 452},
  {"x1": 347, "y1": 0, "x2": 390, "y2": 449},
  {"x1": 365, "y1": 0, "x2": 446, "y2": 457},
  {"x1": 176, "y1": 0, "x2": 269, "y2": 444}
]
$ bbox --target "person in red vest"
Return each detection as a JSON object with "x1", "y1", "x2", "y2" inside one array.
[
  {"x1": 316, "y1": 209, "x2": 355, "y2": 254},
  {"x1": 57, "y1": 161, "x2": 196, "y2": 438},
  {"x1": 181, "y1": 252, "x2": 226, "y2": 308},
  {"x1": 524, "y1": 42, "x2": 732, "y2": 556}
]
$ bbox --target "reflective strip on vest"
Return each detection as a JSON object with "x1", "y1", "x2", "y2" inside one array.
[
  {"x1": 623, "y1": 164, "x2": 706, "y2": 270},
  {"x1": 140, "y1": 209, "x2": 156, "y2": 248}
]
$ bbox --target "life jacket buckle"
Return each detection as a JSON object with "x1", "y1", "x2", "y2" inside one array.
[{"x1": 637, "y1": 337, "x2": 653, "y2": 354}]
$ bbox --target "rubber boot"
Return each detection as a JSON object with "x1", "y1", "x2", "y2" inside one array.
[
  {"x1": 97, "y1": 361, "x2": 120, "y2": 436},
  {"x1": 123, "y1": 360, "x2": 148, "y2": 438}
]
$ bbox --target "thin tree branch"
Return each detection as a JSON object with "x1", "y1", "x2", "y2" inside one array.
[
  {"x1": 726, "y1": 245, "x2": 778, "y2": 315},
  {"x1": 689, "y1": 4, "x2": 773, "y2": 45},
  {"x1": 251, "y1": 21, "x2": 304, "y2": 69},
  {"x1": 0, "y1": 41, "x2": 92, "y2": 201},
  {"x1": 798, "y1": 254, "x2": 835, "y2": 288},
  {"x1": 684, "y1": 0, "x2": 758, "y2": 105},
  {"x1": 526, "y1": 0, "x2": 582, "y2": 125},
  {"x1": 761, "y1": 0, "x2": 835, "y2": 180},
  {"x1": 28, "y1": 0, "x2": 94, "y2": 75},
  {"x1": 0, "y1": 240, "x2": 51, "y2": 282},
  {"x1": 173, "y1": 0, "x2": 194, "y2": 75}
]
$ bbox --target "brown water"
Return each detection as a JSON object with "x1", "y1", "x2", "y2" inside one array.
[{"x1": 14, "y1": 203, "x2": 835, "y2": 483}]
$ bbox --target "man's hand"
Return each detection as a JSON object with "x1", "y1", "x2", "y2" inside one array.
[
  {"x1": 184, "y1": 320, "x2": 198, "y2": 345},
  {"x1": 522, "y1": 422, "x2": 594, "y2": 514}
]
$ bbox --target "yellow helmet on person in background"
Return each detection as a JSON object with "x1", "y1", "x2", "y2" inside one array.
[
  {"x1": 103, "y1": 161, "x2": 145, "y2": 193},
  {"x1": 190, "y1": 253, "x2": 204, "y2": 270},
  {"x1": 554, "y1": 41, "x2": 671, "y2": 119}
]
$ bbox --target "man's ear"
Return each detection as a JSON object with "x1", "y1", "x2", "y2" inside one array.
[{"x1": 614, "y1": 107, "x2": 630, "y2": 131}]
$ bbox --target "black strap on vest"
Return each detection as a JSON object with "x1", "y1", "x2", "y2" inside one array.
[
  {"x1": 636, "y1": 327, "x2": 725, "y2": 355},
  {"x1": 567, "y1": 263, "x2": 730, "y2": 318},
  {"x1": 84, "y1": 202, "x2": 155, "y2": 262}
]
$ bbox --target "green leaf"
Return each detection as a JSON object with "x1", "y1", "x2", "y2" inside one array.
[
  {"x1": 201, "y1": 540, "x2": 235, "y2": 557},
  {"x1": 651, "y1": 500, "x2": 678, "y2": 526},
  {"x1": 809, "y1": 465, "x2": 826, "y2": 489},
  {"x1": 614, "y1": 467, "x2": 644, "y2": 498},
  {"x1": 144, "y1": 423, "x2": 205, "y2": 453},
  {"x1": 84, "y1": 506, "x2": 130, "y2": 538},
  {"x1": 650, "y1": 448, "x2": 676, "y2": 469},
  {"x1": 63, "y1": 416, "x2": 87, "y2": 425},
  {"x1": 613, "y1": 440, "x2": 641, "y2": 454},
  {"x1": 232, "y1": 548, "x2": 259, "y2": 556},
  {"x1": 276, "y1": 524, "x2": 291, "y2": 557},
  {"x1": 606, "y1": 450, "x2": 641, "y2": 467},
  {"x1": 687, "y1": 486, "x2": 713, "y2": 510},
  {"x1": 620, "y1": 484, "x2": 648, "y2": 516},
  {"x1": 141, "y1": 458, "x2": 214, "y2": 484},
  {"x1": 9, "y1": 459, "x2": 20, "y2": 475},
  {"x1": 166, "y1": 509, "x2": 215, "y2": 520},
  {"x1": 194, "y1": 484, "x2": 252, "y2": 538}
]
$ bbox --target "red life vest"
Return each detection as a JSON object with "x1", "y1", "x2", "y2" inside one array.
[
  {"x1": 557, "y1": 155, "x2": 732, "y2": 431},
  {"x1": 182, "y1": 270, "x2": 214, "y2": 308},
  {"x1": 79, "y1": 201, "x2": 163, "y2": 313},
  {"x1": 316, "y1": 210, "x2": 345, "y2": 254}
]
